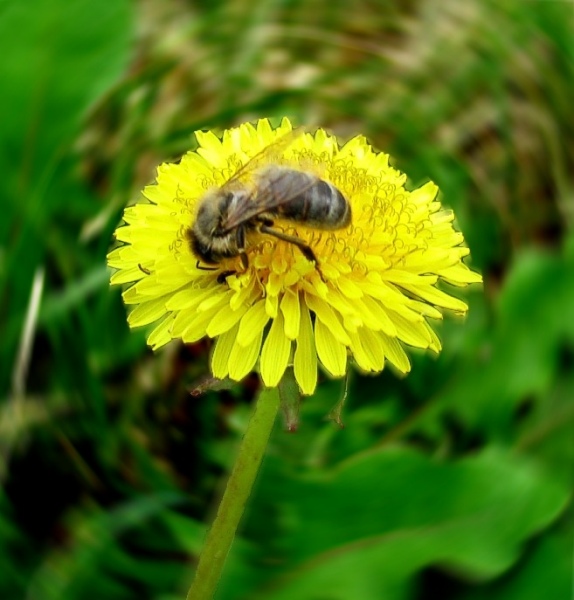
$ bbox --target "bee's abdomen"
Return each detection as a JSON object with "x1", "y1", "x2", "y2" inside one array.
[
  {"x1": 302, "y1": 180, "x2": 351, "y2": 229},
  {"x1": 271, "y1": 172, "x2": 351, "y2": 230}
]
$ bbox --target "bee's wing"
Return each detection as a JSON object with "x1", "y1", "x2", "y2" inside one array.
[
  {"x1": 223, "y1": 166, "x2": 319, "y2": 231},
  {"x1": 221, "y1": 127, "x2": 304, "y2": 191}
]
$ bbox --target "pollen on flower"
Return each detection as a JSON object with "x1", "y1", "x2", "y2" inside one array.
[{"x1": 108, "y1": 117, "x2": 482, "y2": 395}]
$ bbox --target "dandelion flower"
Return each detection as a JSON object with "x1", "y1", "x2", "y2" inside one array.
[{"x1": 108, "y1": 118, "x2": 482, "y2": 395}]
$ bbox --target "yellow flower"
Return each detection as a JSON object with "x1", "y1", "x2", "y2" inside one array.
[{"x1": 108, "y1": 118, "x2": 482, "y2": 395}]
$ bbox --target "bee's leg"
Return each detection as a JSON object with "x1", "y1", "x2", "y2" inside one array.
[
  {"x1": 217, "y1": 270, "x2": 236, "y2": 284},
  {"x1": 195, "y1": 260, "x2": 235, "y2": 284},
  {"x1": 259, "y1": 225, "x2": 318, "y2": 263},
  {"x1": 217, "y1": 254, "x2": 247, "y2": 284},
  {"x1": 236, "y1": 226, "x2": 250, "y2": 271},
  {"x1": 195, "y1": 260, "x2": 219, "y2": 272},
  {"x1": 259, "y1": 225, "x2": 326, "y2": 281}
]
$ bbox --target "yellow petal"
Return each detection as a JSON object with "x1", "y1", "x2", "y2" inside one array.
[
  {"x1": 229, "y1": 275, "x2": 257, "y2": 310},
  {"x1": 336, "y1": 277, "x2": 363, "y2": 299},
  {"x1": 260, "y1": 312, "x2": 291, "y2": 387},
  {"x1": 147, "y1": 315, "x2": 175, "y2": 350},
  {"x1": 379, "y1": 333, "x2": 411, "y2": 373},
  {"x1": 400, "y1": 283, "x2": 469, "y2": 313},
  {"x1": 195, "y1": 129, "x2": 223, "y2": 152},
  {"x1": 439, "y1": 265, "x2": 483, "y2": 285},
  {"x1": 358, "y1": 328, "x2": 385, "y2": 371},
  {"x1": 256, "y1": 117, "x2": 274, "y2": 140},
  {"x1": 182, "y1": 309, "x2": 217, "y2": 343},
  {"x1": 110, "y1": 266, "x2": 145, "y2": 285},
  {"x1": 206, "y1": 303, "x2": 249, "y2": 337},
  {"x1": 170, "y1": 308, "x2": 189, "y2": 337},
  {"x1": 409, "y1": 181, "x2": 438, "y2": 205},
  {"x1": 198, "y1": 291, "x2": 231, "y2": 313},
  {"x1": 425, "y1": 321, "x2": 442, "y2": 353},
  {"x1": 360, "y1": 296, "x2": 397, "y2": 336},
  {"x1": 348, "y1": 330, "x2": 378, "y2": 371},
  {"x1": 127, "y1": 297, "x2": 167, "y2": 328},
  {"x1": 389, "y1": 311, "x2": 432, "y2": 348},
  {"x1": 383, "y1": 270, "x2": 438, "y2": 286},
  {"x1": 294, "y1": 304, "x2": 317, "y2": 395},
  {"x1": 405, "y1": 298, "x2": 443, "y2": 320},
  {"x1": 229, "y1": 330, "x2": 263, "y2": 380},
  {"x1": 305, "y1": 292, "x2": 351, "y2": 345},
  {"x1": 280, "y1": 290, "x2": 301, "y2": 340},
  {"x1": 165, "y1": 286, "x2": 212, "y2": 311},
  {"x1": 265, "y1": 293, "x2": 279, "y2": 318},
  {"x1": 211, "y1": 323, "x2": 239, "y2": 379},
  {"x1": 237, "y1": 301, "x2": 270, "y2": 347},
  {"x1": 315, "y1": 318, "x2": 347, "y2": 377}
]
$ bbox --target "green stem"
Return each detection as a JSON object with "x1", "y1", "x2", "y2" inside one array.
[{"x1": 186, "y1": 387, "x2": 280, "y2": 600}]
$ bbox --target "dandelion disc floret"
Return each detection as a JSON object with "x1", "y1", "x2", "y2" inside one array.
[{"x1": 108, "y1": 118, "x2": 482, "y2": 394}]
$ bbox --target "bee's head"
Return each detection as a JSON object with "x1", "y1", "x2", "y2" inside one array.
[
  {"x1": 185, "y1": 190, "x2": 235, "y2": 264},
  {"x1": 193, "y1": 189, "x2": 234, "y2": 236}
]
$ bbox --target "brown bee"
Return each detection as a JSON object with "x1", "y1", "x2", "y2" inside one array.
[{"x1": 186, "y1": 130, "x2": 351, "y2": 281}]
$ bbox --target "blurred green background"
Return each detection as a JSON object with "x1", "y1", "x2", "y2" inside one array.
[{"x1": 1, "y1": 1, "x2": 573, "y2": 598}]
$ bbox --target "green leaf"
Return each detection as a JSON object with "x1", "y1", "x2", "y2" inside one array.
[
  {"x1": 0, "y1": 0, "x2": 133, "y2": 390},
  {"x1": 458, "y1": 532, "x2": 573, "y2": 600},
  {"x1": 431, "y1": 246, "x2": 574, "y2": 437},
  {"x1": 246, "y1": 447, "x2": 569, "y2": 600},
  {"x1": 0, "y1": 0, "x2": 133, "y2": 204}
]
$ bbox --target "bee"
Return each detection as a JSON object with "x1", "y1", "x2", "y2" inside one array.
[{"x1": 186, "y1": 130, "x2": 352, "y2": 282}]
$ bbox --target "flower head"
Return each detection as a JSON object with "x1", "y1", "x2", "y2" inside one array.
[{"x1": 108, "y1": 118, "x2": 481, "y2": 394}]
